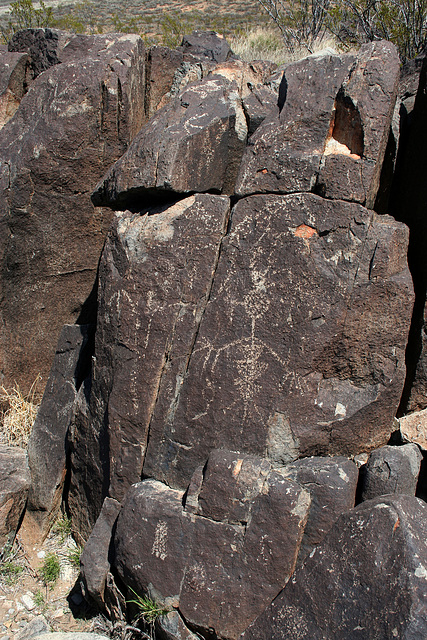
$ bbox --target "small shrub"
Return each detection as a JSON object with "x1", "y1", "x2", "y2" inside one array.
[
  {"x1": 39, "y1": 553, "x2": 60, "y2": 588},
  {"x1": 0, "y1": 0, "x2": 53, "y2": 43},
  {"x1": 0, "y1": 559, "x2": 23, "y2": 585},
  {"x1": 0, "y1": 375, "x2": 40, "y2": 449},
  {"x1": 127, "y1": 588, "x2": 169, "y2": 625},
  {"x1": 34, "y1": 589, "x2": 47, "y2": 611},
  {"x1": 52, "y1": 514, "x2": 72, "y2": 543},
  {"x1": 67, "y1": 544, "x2": 83, "y2": 568}
]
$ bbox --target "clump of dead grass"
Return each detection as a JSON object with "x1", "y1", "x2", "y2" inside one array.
[{"x1": 0, "y1": 376, "x2": 41, "y2": 448}]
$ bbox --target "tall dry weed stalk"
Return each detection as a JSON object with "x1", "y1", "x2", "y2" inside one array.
[{"x1": 0, "y1": 375, "x2": 41, "y2": 448}]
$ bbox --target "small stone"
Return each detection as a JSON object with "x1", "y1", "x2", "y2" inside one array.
[
  {"x1": 21, "y1": 594, "x2": 35, "y2": 611},
  {"x1": 37, "y1": 550, "x2": 46, "y2": 558}
]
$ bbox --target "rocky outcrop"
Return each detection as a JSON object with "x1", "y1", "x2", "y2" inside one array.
[
  {"x1": 92, "y1": 75, "x2": 248, "y2": 208},
  {"x1": 0, "y1": 31, "x2": 146, "y2": 394},
  {"x1": 0, "y1": 445, "x2": 30, "y2": 550},
  {"x1": 2, "y1": 28, "x2": 427, "y2": 640},
  {"x1": 241, "y1": 495, "x2": 427, "y2": 640}
]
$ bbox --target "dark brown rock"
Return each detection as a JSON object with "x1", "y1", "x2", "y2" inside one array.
[
  {"x1": 8, "y1": 28, "x2": 71, "y2": 79},
  {"x1": 0, "y1": 33, "x2": 145, "y2": 394},
  {"x1": 0, "y1": 445, "x2": 30, "y2": 550},
  {"x1": 236, "y1": 42, "x2": 399, "y2": 208},
  {"x1": 114, "y1": 480, "x2": 193, "y2": 600},
  {"x1": 92, "y1": 76, "x2": 247, "y2": 208},
  {"x1": 178, "y1": 31, "x2": 233, "y2": 63},
  {"x1": 243, "y1": 85, "x2": 279, "y2": 135},
  {"x1": 235, "y1": 51, "x2": 356, "y2": 196},
  {"x1": 25, "y1": 324, "x2": 92, "y2": 539},
  {"x1": 318, "y1": 41, "x2": 400, "y2": 208},
  {"x1": 241, "y1": 495, "x2": 427, "y2": 640},
  {"x1": 68, "y1": 194, "x2": 230, "y2": 536},
  {"x1": 281, "y1": 455, "x2": 358, "y2": 563},
  {"x1": 0, "y1": 51, "x2": 30, "y2": 128},
  {"x1": 359, "y1": 443, "x2": 423, "y2": 501},
  {"x1": 80, "y1": 497, "x2": 121, "y2": 609},
  {"x1": 144, "y1": 193, "x2": 413, "y2": 489},
  {"x1": 114, "y1": 453, "x2": 310, "y2": 640},
  {"x1": 157, "y1": 611, "x2": 200, "y2": 640},
  {"x1": 145, "y1": 45, "x2": 185, "y2": 118}
]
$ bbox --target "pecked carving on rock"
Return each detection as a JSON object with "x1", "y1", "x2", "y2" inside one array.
[
  {"x1": 144, "y1": 193, "x2": 413, "y2": 489},
  {"x1": 68, "y1": 194, "x2": 230, "y2": 536}
]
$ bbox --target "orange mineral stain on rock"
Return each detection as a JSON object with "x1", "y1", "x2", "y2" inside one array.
[
  {"x1": 294, "y1": 224, "x2": 318, "y2": 239},
  {"x1": 233, "y1": 458, "x2": 243, "y2": 477}
]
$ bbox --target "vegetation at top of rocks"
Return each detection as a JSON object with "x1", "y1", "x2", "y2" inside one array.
[
  {"x1": 39, "y1": 552, "x2": 60, "y2": 588},
  {"x1": 0, "y1": 375, "x2": 40, "y2": 449},
  {"x1": 257, "y1": 0, "x2": 427, "y2": 60},
  {"x1": 0, "y1": 0, "x2": 52, "y2": 42}
]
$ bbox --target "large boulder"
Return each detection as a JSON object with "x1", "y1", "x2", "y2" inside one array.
[
  {"x1": 92, "y1": 75, "x2": 248, "y2": 209},
  {"x1": 236, "y1": 41, "x2": 400, "y2": 209},
  {"x1": 0, "y1": 32, "x2": 146, "y2": 394},
  {"x1": 241, "y1": 495, "x2": 427, "y2": 640},
  {"x1": 144, "y1": 193, "x2": 413, "y2": 489},
  {"x1": 114, "y1": 450, "x2": 310, "y2": 640},
  {"x1": 0, "y1": 445, "x2": 30, "y2": 550}
]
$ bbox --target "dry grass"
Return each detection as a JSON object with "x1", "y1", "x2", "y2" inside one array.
[
  {"x1": 230, "y1": 27, "x2": 340, "y2": 63},
  {"x1": 0, "y1": 375, "x2": 41, "y2": 448}
]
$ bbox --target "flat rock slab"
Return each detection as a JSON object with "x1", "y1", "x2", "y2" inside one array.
[
  {"x1": 236, "y1": 42, "x2": 399, "y2": 208},
  {"x1": 0, "y1": 445, "x2": 30, "y2": 549},
  {"x1": 68, "y1": 194, "x2": 230, "y2": 534},
  {"x1": 26, "y1": 324, "x2": 91, "y2": 538},
  {"x1": 144, "y1": 193, "x2": 413, "y2": 489},
  {"x1": 92, "y1": 75, "x2": 248, "y2": 208},
  {"x1": 281, "y1": 455, "x2": 359, "y2": 563},
  {"x1": 359, "y1": 443, "x2": 423, "y2": 501},
  {"x1": 241, "y1": 495, "x2": 427, "y2": 640},
  {"x1": 114, "y1": 451, "x2": 310, "y2": 639}
]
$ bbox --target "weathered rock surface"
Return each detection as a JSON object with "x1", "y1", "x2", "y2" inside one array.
[
  {"x1": 236, "y1": 42, "x2": 399, "y2": 209},
  {"x1": 0, "y1": 51, "x2": 29, "y2": 127},
  {"x1": 281, "y1": 456, "x2": 358, "y2": 563},
  {"x1": 400, "y1": 407, "x2": 427, "y2": 450},
  {"x1": 144, "y1": 193, "x2": 413, "y2": 489},
  {"x1": 15, "y1": 615, "x2": 50, "y2": 640},
  {"x1": 92, "y1": 75, "x2": 247, "y2": 208},
  {"x1": 241, "y1": 495, "x2": 427, "y2": 640},
  {"x1": 0, "y1": 32, "x2": 146, "y2": 393},
  {"x1": 359, "y1": 443, "x2": 423, "y2": 501},
  {"x1": 25, "y1": 324, "x2": 91, "y2": 539},
  {"x1": 114, "y1": 450, "x2": 310, "y2": 639},
  {"x1": 68, "y1": 194, "x2": 230, "y2": 535},
  {"x1": 0, "y1": 445, "x2": 30, "y2": 550},
  {"x1": 178, "y1": 30, "x2": 233, "y2": 63},
  {"x1": 80, "y1": 497, "x2": 121, "y2": 609},
  {"x1": 8, "y1": 28, "x2": 71, "y2": 78}
]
